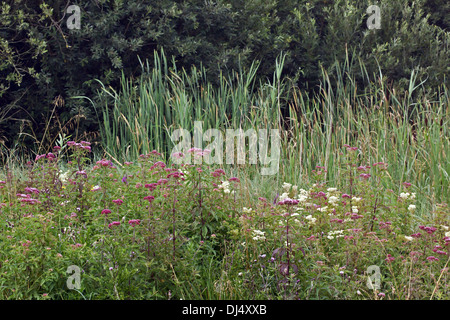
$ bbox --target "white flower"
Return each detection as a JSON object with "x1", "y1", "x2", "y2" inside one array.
[
  {"x1": 305, "y1": 215, "x2": 317, "y2": 225},
  {"x1": 327, "y1": 235, "x2": 334, "y2": 240},
  {"x1": 279, "y1": 192, "x2": 290, "y2": 202},
  {"x1": 352, "y1": 197, "x2": 362, "y2": 203},
  {"x1": 292, "y1": 185, "x2": 298, "y2": 193},
  {"x1": 327, "y1": 188, "x2": 337, "y2": 192},
  {"x1": 408, "y1": 204, "x2": 416, "y2": 213},
  {"x1": 328, "y1": 196, "x2": 339, "y2": 206},
  {"x1": 223, "y1": 189, "x2": 230, "y2": 194},
  {"x1": 352, "y1": 206, "x2": 358, "y2": 213},
  {"x1": 400, "y1": 192, "x2": 410, "y2": 200},
  {"x1": 445, "y1": 231, "x2": 450, "y2": 237},
  {"x1": 60, "y1": 170, "x2": 69, "y2": 183},
  {"x1": 252, "y1": 229, "x2": 266, "y2": 241},
  {"x1": 441, "y1": 225, "x2": 449, "y2": 231},
  {"x1": 298, "y1": 195, "x2": 308, "y2": 202},
  {"x1": 317, "y1": 206, "x2": 328, "y2": 212},
  {"x1": 282, "y1": 182, "x2": 292, "y2": 191},
  {"x1": 219, "y1": 181, "x2": 230, "y2": 189},
  {"x1": 404, "y1": 236, "x2": 414, "y2": 241},
  {"x1": 242, "y1": 207, "x2": 252, "y2": 214}
]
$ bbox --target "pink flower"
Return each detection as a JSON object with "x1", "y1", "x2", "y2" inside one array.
[
  {"x1": 145, "y1": 183, "x2": 158, "y2": 191},
  {"x1": 108, "y1": 221, "x2": 120, "y2": 228},
  {"x1": 128, "y1": 219, "x2": 140, "y2": 227},
  {"x1": 426, "y1": 256, "x2": 439, "y2": 261},
  {"x1": 229, "y1": 177, "x2": 240, "y2": 182},
  {"x1": 385, "y1": 254, "x2": 395, "y2": 262},
  {"x1": 172, "y1": 152, "x2": 185, "y2": 159},
  {"x1": 112, "y1": 199, "x2": 123, "y2": 205},
  {"x1": 157, "y1": 178, "x2": 169, "y2": 185},
  {"x1": 101, "y1": 209, "x2": 111, "y2": 215},
  {"x1": 143, "y1": 195, "x2": 155, "y2": 203},
  {"x1": 187, "y1": 147, "x2": 202, "y2": 153},
  {"x1": 342, "y1": 194, "x2": 351, "y2": 198}
]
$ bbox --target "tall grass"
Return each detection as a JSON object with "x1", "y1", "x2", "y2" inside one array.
[{"x1": 84, "y1": 50, "x2": 449, "y2": 210}]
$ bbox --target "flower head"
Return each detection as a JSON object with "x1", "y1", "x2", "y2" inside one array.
[{"x1": 101, "y1": 209, "x2": 111, "y2": 215}]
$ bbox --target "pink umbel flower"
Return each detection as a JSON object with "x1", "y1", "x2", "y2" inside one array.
[
  {"x1": 426, "y1": 256, "x2": 439, "y2": 261},
  {"x1": 229, "y1": 177, "x2": 240, "y2": 182},
  {"x1": 128, "y1": 219, "x2": 140, "y2": 227},
  {"x1": 112, "y1": 199, "x2": 123, "y2": 205},
  {"x1": 143, "y1": 195, "x2": 155, "y2": 203},
  {"x1": 101, "y1": 209, "x2": 111, "y2": 215},
  {"x1": 108, "y1": 221, "x2": 120, "y2": 228}
]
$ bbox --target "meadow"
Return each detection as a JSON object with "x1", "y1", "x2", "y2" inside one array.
[{"x1": 0, "y1": 53, "x2": 448, "y2": 300}]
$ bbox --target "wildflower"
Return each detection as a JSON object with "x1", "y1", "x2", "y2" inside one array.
[
  {"x1": 317, "y1": 206, "x2": 328, "y2": 212},
  {"x1": 305, "y1": 215, "x2": 317, "y2": 225},
  {"x1": 399, "y1": 192, "x2": 410, "y2": 200},
  {"x1": 252, "y1": 230, "x2": 266, "y2": 241},
  {"x1": 282, "y1": 182, "x2": 292, "y2": 191},
  {"x1": 446, "y1": 231, "x2": 450, "y2": 237},
  {"x1": 327, "y1": 187, "x2": 337, "y2": 192},
  {"x1": 278, "y1": 199, "x2": 299, "y2": 206},
  {"x1": 385, "y1": 254, "x2": 395, "y2": 262},
  {"x1": 352, "y1": 197, "x2": 362, "y2": 203},
  {"x1": 108, "y1": 221, "x2": 121, "y2": 228},
  {"x1": 404, "y1": 236, "x2": 414, "y2": 242},
  {"x1": 242, "y1": 207, "x2": 252, "y2": 214},
  {"x1": 229, "y1": 177, "x2": 240, "y2": 182},
  {"x1": 91, "y1": 185, "x2": 101, "y2": 191},
  {"x1": 408, "y1": 204, "x2": 416, "y2": 213},
  {"x1": 351, "y1": 206, "x2": 358, "y2": 213},
  {"x1": 157, "y1": 178, "x2": 169, "y2": 185},
  {"x1": 112, "y1": 199, "x2": 123, "y2": 205},
  {"x1": 426, "y1": 256, "x2": 439, "y2": 261},
  {"x1": 101, "y1": 209, "x2": 111, "y2": 215},
  {"x1": 128, "y1": 219, "x2": 140, "y2": 227},
  {"x1": 328, "y1": 196, "x2": 339, "y2": 206},
  {"x1": 143, "y1": 195, "x2": 155, "y2": 203},
  {"x1": 278, "y1": 192, "x2": 290, "y2": 202},
  {"x1": 378, "y1": 293, "x2": 385, "y2": 298}
]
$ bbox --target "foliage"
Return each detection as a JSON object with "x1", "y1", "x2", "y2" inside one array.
[
  {"x1": 0, "y1": 0, "x2": 448, "y2": 151},
  {"x1": 0, "y1": 141, "x2": 449, "y2": 299}
]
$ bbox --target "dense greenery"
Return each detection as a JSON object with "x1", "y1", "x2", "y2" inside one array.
[
  {"x1": 1, "y1": 0, "x2": 448, "y2": 151},
  {"x1": 1, "y1": 140, "x2": 449, "y2": 299}
]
